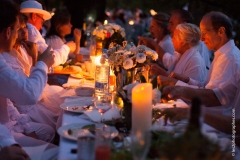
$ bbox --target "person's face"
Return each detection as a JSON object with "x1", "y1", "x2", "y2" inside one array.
[
  {"x1": 58, "y1": 21, "x2": 72, "y2": 37},
  {"x1": 171, "y1": 29, "x2": 184, "y2": 53},
  {"x1": 16, "y1": 23, "x2": 28, "y2": 45},
  {"x1": 168, "y1": 13, "x2": 183, "y2": 36},
  {"x1": 149, "y1": 19, "x2": 164, "y2": 40},
  {"x1": 33, "y1": 14, "x2": 44, "y2": 31},
  {"x1": 200, "y1": 16, "x2": 221, "y2": 50},
  {"x1": 7, "y1": 17, "x2": 20, "y2": 52}
]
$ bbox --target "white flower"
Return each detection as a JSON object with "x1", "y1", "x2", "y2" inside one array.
[
  {"x1": 123, "y1": 58, "x2": 134, "y2": 70},
  {"x1": 145, "y1": 48, "x2": 158, "y2": 60},
  {"x1": 136, "y1": 52, "x2": 146, "y2": 63}
]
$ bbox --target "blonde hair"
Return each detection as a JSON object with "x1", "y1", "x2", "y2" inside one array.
[{"x1": 175, "y1": 23, "x2": 200, "y2": 47}]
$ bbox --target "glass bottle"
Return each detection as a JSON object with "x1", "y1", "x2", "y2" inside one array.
[{"x1": 94, "y1": 54, "x2": 110, "y2": 99}]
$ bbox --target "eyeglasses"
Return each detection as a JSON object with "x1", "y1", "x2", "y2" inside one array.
[{"x1": 36, "y1": 14, "x2": 44, "y2": 22}]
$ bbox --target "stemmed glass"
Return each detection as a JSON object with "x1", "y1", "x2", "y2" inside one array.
[
  {"x1": 94, "y1": 93, "x2": 112, "y2": 123},
  {"x1": 131, "y1": 131, "x2": 151, "y2": 160}
]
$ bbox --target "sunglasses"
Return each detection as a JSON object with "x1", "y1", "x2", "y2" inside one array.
[{"x1": 36, "y1": 14, "x2": 44, "y2": 22}]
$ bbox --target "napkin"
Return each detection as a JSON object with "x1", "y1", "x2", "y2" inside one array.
[
  {"x1": 23, "y1": 143, "x2": 48, "y2": 160},
  {"x1": 80, "y1": 105, "x2": 121, "y2": 122}
]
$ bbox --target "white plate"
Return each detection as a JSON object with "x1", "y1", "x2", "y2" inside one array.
[
  {"x1": 60, "y1": 100, "x2": 93, "y2": 113},
  {"x1": 57, "y1": 123, "x2": 119, "y2": 141},
  {"x1": 70, "y1": 73, "x2": 83, "y2": 79}
]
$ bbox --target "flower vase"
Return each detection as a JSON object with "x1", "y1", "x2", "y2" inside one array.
[
  {"x1": 115, "y1": 68, "x2": 137, "y2": 91},
  {"x1": 123, "y1": 101, "x2": 132, "y2": 130}
]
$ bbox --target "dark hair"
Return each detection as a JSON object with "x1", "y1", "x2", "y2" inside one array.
[
  {"x1": 46, "y1": 8, "x2": 71, "y2": 38},
  {"x1": 171, "y1": 9, "x2": 194, "y2": 23},
  {"x1": 152, "y1": 12, "x2": 170, "y2": 35},
  {"x1": 0, "y1": 0, "x2": 19, "y2": 32},
  {"x1": 205, "y1": 11, "x2": 233, "y2": 39},
  {"x1": 19, "y1": 13, "x2": 28, "y2": 26}
]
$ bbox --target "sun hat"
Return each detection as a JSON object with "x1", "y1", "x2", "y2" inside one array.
[{"x1": 20, "y1": 0, "x2": 51, "y2": 20}]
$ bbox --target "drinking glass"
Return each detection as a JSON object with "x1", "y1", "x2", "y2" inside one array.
[
  {"x1": 94, "y1": 93, "x2": 112, "y2": 122},
  {"x1": 94, "y1": 125, "x2": 111, "y2": 160},
  {"x1": 131, "y1": 131, "x2": 151, "y2": 160}
]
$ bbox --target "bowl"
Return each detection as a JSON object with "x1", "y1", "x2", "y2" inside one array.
[{"x1": 75, "y1": 87, "x2": 94, "y2": 96}]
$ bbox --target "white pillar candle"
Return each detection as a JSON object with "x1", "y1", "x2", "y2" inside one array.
[{"x1": 132, "y1": 83, "x2": 152, "y2": 133}]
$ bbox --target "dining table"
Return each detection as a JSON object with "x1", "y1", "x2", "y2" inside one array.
[{"x1": 56, "y1": 74, "x2": 237, "y2": 160}]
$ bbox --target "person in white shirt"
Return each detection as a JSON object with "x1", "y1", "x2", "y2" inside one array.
[
  {"x1": 167, "y1": 9, "x2": 211, "y2": 69},
  {"x1": 45, "y1": 8, "x2": 81, "y2": 60},
  {"x1": 20, "y1": 0, "x2": 76, "y2": 67},
  {"x1": 0, "y1": 0, "x2": 56, "y2": 159},
  {"x1": 150, "y1": 12, "x2": 174, "y2": 54},
  {"x1": 160, "y1": 70, "x2": 240, "y2": 137},
  {"x1": 144, "y1": 23, "x2": 207, "y2": 83},
  {"x1": 2, "y1": 14, "x2": 64, "y2": 131},
  {"x1": 157, "y1": 11, "x2": 240, "y2": 91}
]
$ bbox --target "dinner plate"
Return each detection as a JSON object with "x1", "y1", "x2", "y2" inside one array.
[
  {"x1": 70, "y1": 73, "x2": 83, "y2": 79},
  {"x1": 60, "y1": 100, "x2": 93, "y2": 113},
  {"x1": 57, "y1": 123, "x2": 119, "y2": 141}
]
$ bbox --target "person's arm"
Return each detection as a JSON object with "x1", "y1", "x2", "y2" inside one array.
[
  {"x1": 0, "y1": 47, "x2": 54, "y2": 105},
  {"x1": 162, "y1": 86, "x2": 222, "y2": 107},
  {"x1": 0, "y1": 145, "x2": 29, "y2": 160},
  {"x1": 138, "y1": 36, "x2": 166, "y2": 61},
  {"x1": 73, "y1": 28, "x2": 81, "y2": 56},
  {"x1": 204, "y1": 111, "x2": 240, "y2": 135}
]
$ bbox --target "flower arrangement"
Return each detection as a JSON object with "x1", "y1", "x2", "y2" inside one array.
[
  {"x1": 107, "y1": 42, "x2": 158, "y2": 72},
  {"x1": 92, "y1": 23, "x2": 126, "y2": 46}
]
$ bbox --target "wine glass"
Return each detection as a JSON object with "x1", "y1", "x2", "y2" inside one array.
[
  {"x1": 131, "y1": 131, "x2": 151, "y2": 160},
  {"x1": 94, "y1": 93, "x2": 112, "y2": 122}
]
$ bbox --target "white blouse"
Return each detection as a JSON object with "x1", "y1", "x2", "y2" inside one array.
[
  {"x1": 27, "y1": 23, "x2": 70, "y2": 66},
  {"x1": 163, "y1": 46, "x2": 207, "y2": 82}
]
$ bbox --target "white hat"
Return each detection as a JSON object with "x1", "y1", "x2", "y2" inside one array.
[{"x1": 20, "y1": 0, "x2": 51, "y2": 20}]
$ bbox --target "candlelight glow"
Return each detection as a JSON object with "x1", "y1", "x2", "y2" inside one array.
[
  {"x1": 129, "y1": 20, "x2": 134, "y2": 25},
  {"x1": 104, "y1": 20, "x2": 108, "y2": 25},
  {"x1": 150, "y1": 9, "x2": 157, "y2": 16}
]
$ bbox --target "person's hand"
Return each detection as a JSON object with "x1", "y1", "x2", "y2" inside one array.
[
  {"x1": 138, "y1": 36, "x2": 157, "y2": 50},
  {"x1": 157, "y1": 75, "x2": 178, "y2": 87},
  {"x1": 66, "y1": 41, "x2": 76, "y2": 53},
  {"x1": 21, "y1": 41, "x2": 38, "y2": 64},
  {"x1": 168, "y1": 72, "x2": 190, "y2": 83},
  {"x1": 161, "y1": 86, "x2": 183, "y2": 102},
  {"x1": 159, "y1": 108, "x2": 189, "y2": 124},
  {"x1": 0, "y1": 145, "x2": 30, "y2": 160},
  {"x1": 73, "y1": 28, "x2": 81, "y2": 42},
  {"x1": 150, "y1": 63, "x2": 168, "y2": 76},
  {"x1": 38, "y1": 46, "x2": 54, "y2": 68}
]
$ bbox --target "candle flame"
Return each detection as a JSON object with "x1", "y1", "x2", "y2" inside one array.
[{"x1": 141, "y1": 87, "x2": 144, "y2": 90}]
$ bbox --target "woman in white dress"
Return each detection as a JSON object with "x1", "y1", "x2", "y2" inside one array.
[
  {"x1": 45, "y1": 8, "x2": 81, "y2": 60},
  {"x1": 149, "y1": 23, "x2": 207, "y2": 83},
  {"x1": 150, "y1": 12, "x2": 174, "y2": 54}
]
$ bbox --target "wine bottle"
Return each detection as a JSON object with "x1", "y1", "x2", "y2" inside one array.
[{"x1": 184, "y1": 97, "x2": 203, "y2": 137}]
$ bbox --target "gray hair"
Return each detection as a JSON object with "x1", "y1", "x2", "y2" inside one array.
[{"x1": 175, "y1": 23, "x2": 200, "y2": 47}]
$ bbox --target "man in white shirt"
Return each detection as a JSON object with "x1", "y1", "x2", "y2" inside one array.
[
  {"x1": 20, "y1": 0, "x2": 76, "y2": 67},
  {"x1": 160, "y1": 69, "x2": 240, "y2": 136},
  {"x1": 158, "y1": 11, "x2": 240, "y2": 90},
  {"x1": 0, "y1": 1, "x2": 55, "y2": 159}
]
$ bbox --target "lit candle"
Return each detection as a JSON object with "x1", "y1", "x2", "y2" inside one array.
[{"x1": 132, "y1": 83, "x2": 152, "y2": 133}]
